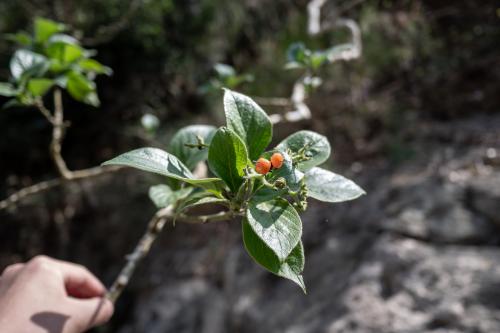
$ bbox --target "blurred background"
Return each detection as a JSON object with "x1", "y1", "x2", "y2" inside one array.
[{"x1": 0, "y1": 0, "x2": 499, "y2": 332}]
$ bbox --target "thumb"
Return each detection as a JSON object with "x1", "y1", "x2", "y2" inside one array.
[{"x1": 69, "y1": 296, "x2": 114, "y2": 330}]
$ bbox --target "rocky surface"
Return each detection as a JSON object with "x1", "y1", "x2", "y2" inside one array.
[{"x1": 114, "y1": 115, "x2": 500, "y2": 333}]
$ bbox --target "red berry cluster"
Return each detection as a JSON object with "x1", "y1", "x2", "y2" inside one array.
[{"x1": 255, "y1": 152, "x2": 284, "y2": 175}]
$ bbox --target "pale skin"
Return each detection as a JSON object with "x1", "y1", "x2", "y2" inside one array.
[{"x1": 0, "y1": 256, "x2": 114, "y2": 333}]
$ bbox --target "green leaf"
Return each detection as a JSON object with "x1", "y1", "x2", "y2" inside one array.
[
  {"x1": 66, "y1": 71, "x2": 99, "y2": 106},
  {"x1": 148, "y1": 184, "x2": 193, "y2": 209},
  {"x1": 27, "y1": 78, "x2": 53, "y2": 97},
  {"x1": 207, "y1": 127, "x2": 249, "y2": 192},
  {"x1": 175, "y1": 193, "x2": 228, "y2": 216},
  {"x1": 223, "y1": 89, "x2": 273, "y2": 161},
  {"x1": 310, "y1": 52, "x2": 328, "y2": 70},
  {"x1": 5, "y1": 31, "x2": 32, "y2": 46},
  {"x1": 168, "y1": 125, "x2": 216, "y2": 170},
  {"x1": 10, "y1": 50, "x2": 49, "y2": 81},
  {"x1": 287, "y1": 42, "x2": 309, "y2": 64},
  {"x1": 214, "y1": 63, "x2": 236, "y2": 78},
  {"x1": 102, "y1": 147, "x2": 224, "y2": 193},
  {"x1": 0, "y1": 83, "x2": 18, "y2": 97},
  {"x1": 78, "y1": 59, "x2": 113, "y2": 76},
  {"x1": 47, "y1": 33, "x2": 79, "y2": 45},
  {"x1": 246, "y1": 197, "x2": 302, "y2": 261},
  {"x1": 34, "y1": 17, "x2": 65, "y2": 43},
  {"x1": 243, "y1": 220, "x2": 306, "y2": 292},
  {"x1": 46, "y1": 42, "x2": 84, "y2": 64},
  {"x1": 149, "y1": 184, "x2": 175, "y2": 208},
  {"x1": 276, "y1": 130, "x2": 331, "y2": 172},
  {"x1": 305, "y1": 167, "x2": 365, "y2": 203}
]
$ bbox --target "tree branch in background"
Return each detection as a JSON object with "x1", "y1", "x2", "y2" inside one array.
[
  {"x1": 0, "y1": 89, "x2": 123, "y2": 211},
  {"x1": 261, "y1": 0, "x2": 362, "y2": 124},
  {"x1": 50, "y1": 88, "x2": 72, "y2": 179},
  {"x1": 0, "y1": 165, "x2": 122, "y2": 211},
  {"x1": 82, "y1": 0, "x2": 143, "y2": 46}
]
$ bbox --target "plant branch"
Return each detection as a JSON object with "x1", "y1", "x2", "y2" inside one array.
[
  {"x1": 252, "y1": 97, "x2": 292, "y2": 108},
  {"x1": 35, "y1": 98, "x2": 56, "y2": 125},
  {"x1": 106, "y1": 205, "x2": 173, "y2": 303},
  {"x1": 82, "y1": 0, "x2": 143, "y2": 46},
  {"x1": 50, "y1": 89, "x2": 73, "y2": 179},
  {"x1": 176, "y1": 211, "x2": 234, "y2": 224},
  {"x1": 0, "y1": 165, "x2": 123, "y2": 211}
]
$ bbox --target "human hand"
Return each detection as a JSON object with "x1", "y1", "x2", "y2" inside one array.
[{"x1": 0, "y1": 256, "x2": 114, "y2": 333}]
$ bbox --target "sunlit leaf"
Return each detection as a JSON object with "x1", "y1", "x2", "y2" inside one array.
[
  {"x1": 169, "y1": 125, "x2": 216, "y2": 170},
  {"x1": 208, "y1": 127, "x2": 249, "y2": 192},
  {"x1": 305, "y1": 167, "x2": 365, "y2": 203},
  {"x1": 245, "y1": 197, "x2": 302, "y2": 261},
  {"x1": 276, "y1": 130, "x2": 331, "y2": 172},
  {"x1": 224, "y1": 89, "x2": 272, "y2": 161},
  {"x1": 243, "y1": 220, "x2": 306, "y2": 292}
]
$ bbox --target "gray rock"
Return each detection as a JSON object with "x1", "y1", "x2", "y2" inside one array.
[{"x1": 467, "y1": 172, "x2": 500, "y2": 225}]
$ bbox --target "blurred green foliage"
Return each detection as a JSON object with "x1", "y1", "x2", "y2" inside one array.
[{"x1": 0, "y1": 0, "x2": 498, "y2": 181}]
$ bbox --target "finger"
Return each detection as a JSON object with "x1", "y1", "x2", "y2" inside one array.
[
  {"x1": 1, "y1": 263, "x2": 25, "y2": 280},
  {"x1": 26, "y1": 256, "x2": 105, "y2": 298},
  {"x1": 69, "y1": 297, "x2": 114, "y2": 330},
  {"x1": 42, "y1": 258, "x2": 106, "y2": 298}
]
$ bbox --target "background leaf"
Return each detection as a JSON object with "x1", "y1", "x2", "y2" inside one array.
[
  {"x1": 224, "y1": 89, "x2": 272, "y2": 161},
  {"x1": 276, "y1": 130, "x2": 331, "y2": 172},
  {"x1": 66, "y1": 71, "x2": 99, "y2": 106},
  {"x1": 78, "y1": 59, "x2": 113, "y2": 75},
  {"x1": 305, "y1": 167, "x2": 365, "y2": 203},
  {"x1": 243, "y1": 220, "x2": 306, "y2": 292},
  {"x1": 149, "y1": 184, "x2": 193, "y2": 208},
  {"x1": 46, "y1": 41, "x2": 84, "y2": 65},
  {"x1": 27, "y1": 78, "x2": 53, "y2": 97},
  {"x1": 0, "y1": 83, "x2": 18, "y2": 97},
  {"x1": 34, "y1": 17, "x2": 65, "y2": 43},
  {"x1": 5, "y1": 31, "x2": 32, "y2": 46},
  {"x1": 169, "y1": 125, "x2": 216, "y2": 170},
  {"x1": 207, "y1": 127, "x2": 248, "y2": 192},
  {"x1": 10, "y1": 49, "x2": 49, "y2": 81},
  {"x1": 246, "y1": 197, "x2": 302, "y2": 261}
]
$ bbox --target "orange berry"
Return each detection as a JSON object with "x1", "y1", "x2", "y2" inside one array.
[
  {"x1": 271, "y1": 152, "x2": 284, "y2": 169},
  {"x1": 255, "y1": 158, "x2": 271, "y2": 175}
]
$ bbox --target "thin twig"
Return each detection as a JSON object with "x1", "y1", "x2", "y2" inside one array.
[
  {"x1": 176, "y1": 211, "x2": 234, "y2": 224},
  {"x1": 50, "y1": 89, "x2": 72, "y2": 179},
  {"x1": 0, "y1": 165, "x2": 123, "y2": 211},
  {"x1": 252, "y1": 97, "x2": 292, "y2": 107},
  {"x1": 269, "y1": 79, "x2": 311, "y2": 124},
  {"x1": 34, "y1": 98, "x2": 56, "y2": 125},
  {"x1": 82, "y1": 0, "x2": 143, "y2": 46},
  {"x1": 106, "y1": 206, "x2": 173, "y2": 303}
]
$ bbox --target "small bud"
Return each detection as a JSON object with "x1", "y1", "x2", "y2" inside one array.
[
  {"x1": 255, "y1": 158, "x2": 271, "y2": 175},
  {"x1": 271, "y1": 152, "x2": 284, "y2": 169},
  {"x1": 274, "y1": 177, "x2": 287, "y2": 189}
]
